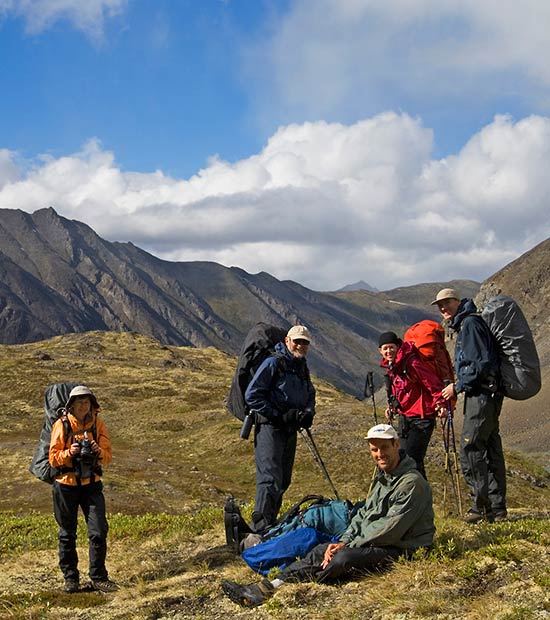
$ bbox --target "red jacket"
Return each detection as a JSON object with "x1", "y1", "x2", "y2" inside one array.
[{"x1": 380, "y1": 341, "x2": 444, "y2": 418}]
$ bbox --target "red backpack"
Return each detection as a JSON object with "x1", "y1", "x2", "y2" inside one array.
[{"x1": 403, "y1": 320, "x2": 454, "y2": 385}]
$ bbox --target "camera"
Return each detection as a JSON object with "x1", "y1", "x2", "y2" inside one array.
[{"x1": 74, "y1": 434, "x2": 98, "y2": 479}]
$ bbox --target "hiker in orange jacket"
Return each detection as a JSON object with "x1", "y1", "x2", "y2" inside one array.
[
  {"x1": 379, "y1": 331, "x2": 445, "y2": 479},
  {"x1": 49, "y1": 385, "x2": 118, "y2": 594}
]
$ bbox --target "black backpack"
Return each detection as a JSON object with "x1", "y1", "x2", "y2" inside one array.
[
  {"x1": 226, "y1": 323, "x2": 288, "y2": 421},
  {"x1": 29, "y1": 382, "x2": 80, "y2": 484}
]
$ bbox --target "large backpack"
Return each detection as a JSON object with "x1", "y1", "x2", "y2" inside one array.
[
  {"x1": 261, "y1": 494, "x2": 356, "y2": 541},
  {"x1": 403, "y1": 320, "x2": 454, "y2": 384},
  {"x1": 481, "y1": 295, "x2": 541, "y2": 400},
  {"x1": 226, "y1": 323, "x2": 288, "y2": 421},
  {"x1": 29, "y1": 382, "x2": 79, "y2": 484}
]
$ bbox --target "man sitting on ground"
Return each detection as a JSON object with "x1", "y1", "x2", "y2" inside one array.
[{"x1": 221, "y1": 423, "x2": 435, "y2": 607}]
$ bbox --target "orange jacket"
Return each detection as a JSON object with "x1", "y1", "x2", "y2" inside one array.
[{"x1": 49, "y1": 410, "x2": 112, "y2": 486}]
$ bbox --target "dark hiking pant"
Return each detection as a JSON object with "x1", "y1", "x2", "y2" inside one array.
[
  {"x1": 281, "y1": 542, "x2": 405, "y2": 583},
  {"x1": 252, "y1": 423, "x2": 297, "y2": 532},
  {"x1": 52, "y1": 481, "x2": 109, "y2": 582},
  {"x1": 398, "y1": 415, "x2": 435, "y2": 480},
  {"x1": 460, "y1": 392, "x2": 506, "y2": 515}
]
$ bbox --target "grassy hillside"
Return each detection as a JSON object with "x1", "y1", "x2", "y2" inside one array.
[{"x1": 1, "y1": 331, "x2": 549, "y2": 619}]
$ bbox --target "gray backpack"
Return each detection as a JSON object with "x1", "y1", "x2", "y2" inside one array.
[
  {"x1": 29, "y1": 382, "x2": 79, "y2": 483},
  {"x1": 481, "y1": 296, "x2": 541, "y2": 400}
]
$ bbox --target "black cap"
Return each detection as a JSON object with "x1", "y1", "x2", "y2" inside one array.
[{"x1": 378, "y1": 331, "x2": 402, "y2": 347}]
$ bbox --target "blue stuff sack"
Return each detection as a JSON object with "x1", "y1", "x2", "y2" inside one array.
[{"x1": 242, "y1": 527, "x2": 333, "y2": 575}]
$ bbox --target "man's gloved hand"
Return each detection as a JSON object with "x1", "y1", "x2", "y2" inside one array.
[
  {"x1": 297, "y1": 410, "x2": 314, "y2": 429},
  {"x1": 281, "y1": 409, "x2": 301, "y2": 427}
]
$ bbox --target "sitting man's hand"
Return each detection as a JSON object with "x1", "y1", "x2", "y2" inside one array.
[{"x1": 321, "y1": 542, "x2": 345, "y2": 569}]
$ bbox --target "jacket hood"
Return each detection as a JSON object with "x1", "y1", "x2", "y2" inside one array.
[
  {"x1": 275, "y1": 340, "x2": 307, "y2": 367},
  {"x1": 451, "y1": 298, "x2": 477, "y2": 330},
  {"x1": 275, "y1": 341, "x2": 290, "y2": 357}
]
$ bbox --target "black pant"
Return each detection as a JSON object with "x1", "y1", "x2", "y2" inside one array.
[
  {"x1": 398, "y1": 415, "x2": 435, "y2": 479},
  {"x1": 52, "y1": 481, "x2": 109, "y2": 582},
  {"x1": 460, "y1": 392, "x2": 506, "y2": 514},
  {"x1": 281, "y1": 542, "x2": 404, "y2": 583},
  {"x1": 252, "y1": 423, "x2": 297, "y2": 532}
]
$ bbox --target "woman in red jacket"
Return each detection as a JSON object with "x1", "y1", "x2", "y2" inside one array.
[{"x1": 378, "y1": 331, "x2": 445, "y2": 479}]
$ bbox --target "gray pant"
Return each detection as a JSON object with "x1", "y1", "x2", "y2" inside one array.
[
  {"x1": 252, "y1": 423, "x2": 297, "y2": 531},
  {"x1": 460, "y1": 391, "x2": 506, "y2": 515}
]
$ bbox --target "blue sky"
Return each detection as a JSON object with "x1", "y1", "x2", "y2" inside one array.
[{"x1": 1, "y1": 1, "x2": 550, "y2": 290}]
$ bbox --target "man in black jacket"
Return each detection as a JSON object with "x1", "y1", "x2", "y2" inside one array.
[
  {"x1": 245, "y1": 325, "x2": 316, "y2": 533},
  {"x1": 434, "y1": 288, "x2": 507, "y2": 523}
]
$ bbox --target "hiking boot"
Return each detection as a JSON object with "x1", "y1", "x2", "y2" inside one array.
[
  {"x1": 92, "y1": 579, "x2": 119, "y2": 593},
  {"x1": 64, "y1": 579, "x2": 80, "y2": 593},
  {"x1": 491, "y1": 509, "x2": 508, "y2": 522},
  {"x1": 221, "y1": 579, "x2": 274, "y2": 607},
  {"x1": 463, "y1": 509, "x2": 487, "y2": 524}
]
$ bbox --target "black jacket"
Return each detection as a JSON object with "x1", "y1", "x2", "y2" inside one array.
[
  {"x1": 451, "y1": 298, "x2": 500, "y2": 395},
  {"x1": 244, "y1": 342, "x2": 315, "y2": 424}
]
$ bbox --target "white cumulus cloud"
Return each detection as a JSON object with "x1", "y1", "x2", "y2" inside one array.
[
  {"x1": 0, "y1": 0, "x2": 126, "y2": 40},
  {"x1": 1, "y1": 113, "x2": 549, "y2": 291}
]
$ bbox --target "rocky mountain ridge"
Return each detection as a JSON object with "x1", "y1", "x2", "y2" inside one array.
[{"x1": 1, "y1": 207, "x2": 443, "y2": 393}]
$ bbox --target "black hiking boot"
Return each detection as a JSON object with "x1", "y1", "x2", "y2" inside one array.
[
  {"x1": 490, "y1": 509, "x2": 508, "y2": 522},
  {"x1": 221, "y1": 579, "x2": 274, "y2": 607},
  {"x1": 64, "y1": 579, "x2": 80, "y2": 593},
  {"x1": 464, "y1": 509, "x2": 489, "y2": 524}
]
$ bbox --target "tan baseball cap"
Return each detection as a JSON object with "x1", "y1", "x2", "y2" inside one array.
[
  {"x1": 431, "y1": 288, "x2": 460, "y2": 305},
  {"x1": 287, "y1": 325, "x2": 312, "y2": 343}
]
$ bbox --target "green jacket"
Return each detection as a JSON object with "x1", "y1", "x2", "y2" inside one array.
[{"x1": 339, "y1": 453, "x2": 435, "y2": 549}]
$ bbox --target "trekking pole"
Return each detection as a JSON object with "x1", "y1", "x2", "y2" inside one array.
[
  {"x1": 440, "y1": 403, "x2": 462, "y2": 516},
  {"x1": 299, "y1": 429, "x2": 340, "y2": 500},
  {"x1": 362, "y1": 370, "x2": 382, "y2": 495},
  {"x1": 363, "y1": 371, "x2": 378, "y2": 424},
  {"x1": 446, "y1": 401, "x2": 463, "y2": 516}
]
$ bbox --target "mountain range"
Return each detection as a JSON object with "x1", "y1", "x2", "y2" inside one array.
[
  {"x1": 0, "y1": 207, "x2": 477, "y2": 394},
  {"x1": 0, "y1": 207, "x2": 546, "y2": 404}
]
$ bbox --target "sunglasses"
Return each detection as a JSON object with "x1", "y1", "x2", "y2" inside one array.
[{"x1": 292, "y1": 339, "x2": 310, "y2": 345}]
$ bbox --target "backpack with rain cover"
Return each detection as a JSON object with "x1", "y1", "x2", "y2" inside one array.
[
  {"x1": 481, "y1": 295, "x2": 541, "y2": 400},
  {"x1": 226, "y1": 323, "x2": 288, "y2": 422},
  {"x1": 403, "y1": 319, "x2": 454, "y2": 384},
  {"x1": 29, "y1": 382, "x2": 79, "y2": 484}
]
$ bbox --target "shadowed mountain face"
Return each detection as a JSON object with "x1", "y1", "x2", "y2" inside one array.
[{"x1": 0, "y1": 207, "x2": 440, "y2": 394}]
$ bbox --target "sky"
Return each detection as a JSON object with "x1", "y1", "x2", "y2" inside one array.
[{"x1": 1, "y1": 0, "x2": 550, "y2": 291}]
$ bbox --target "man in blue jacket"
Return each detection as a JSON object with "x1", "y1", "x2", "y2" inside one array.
[
  {"x1": 245, "y1": 325, "x2": 316, "y2": 533},
  {"x1": 221, "y1": 424, "x2": 435, "y2": 607},
  {"x1": 435, "y1": 288, "x2": 507, "y2": 523}
]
